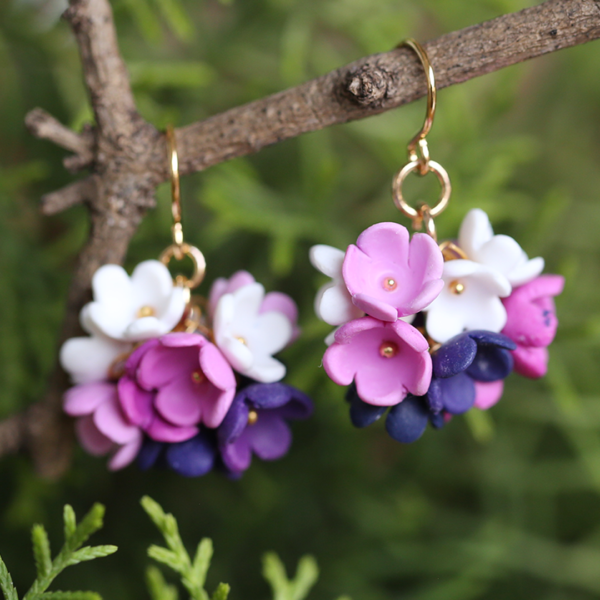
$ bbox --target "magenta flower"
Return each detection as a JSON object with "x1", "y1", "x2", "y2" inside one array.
[
  {"x1": 64, "y1": 382, "x2": 142, "y2": 471},
  {"x1": 473, "y1": 380, "x2": 505, "y2": 410},
  {"x1": 342, "y1": 222, "x2": 444, "y2": 322},
  {"x1": 118, "y1": 333, "x2": 237, "y2": 441},
  {"x1": 502, "y1": 275, "x2": 564, "y2": 378},
  {"x1": 323, "y1": 316, "x2": 432, "y2": 406}
]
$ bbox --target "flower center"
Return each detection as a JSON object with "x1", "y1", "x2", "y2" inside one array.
[
  {"x1": 191, "y1": 369, "x2": 205, "y2": 384},
  {"x1": 137, "y1": 305, "x2": 156, "y2": 318},
  {"x1": 449, "y1": 280, "x2": 465, "y2": 295},
  {"x1": 383, "y1": 277, "x2": 398, "y2": 291},
  {"x1": 379, "y1": 342, "x2": 399, "y2": 358},
  {"x1": 247, "y1": 410, "x2": 259, "y2": 425},
  {"x1": 237, "y1": 337, "x2": 247, "y2": 345}
]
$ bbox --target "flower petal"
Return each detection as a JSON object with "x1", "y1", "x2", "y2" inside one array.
[
  {"x1": 247, "y1": 311, "x2": 292, "y2": 356},
  {"x1": 117, "y1": 376, "x2": 154, "y2": 427},
  {"x1": 347, "y1": 385, "x2": 387, "y2": 428},
  {"x1": 164, "y1": 431, "x2": 216, "y2": 477},
  {"x1": 385, "y1": 395, "x2": 429, "y2": 443},
  {"x1": 473, "y1": 380, "x2": 505, "y2": 410},
  {"x1": 309, "y1": 244, "x2": 345, "y2": 278},
  {"x1": 217, "y1": 335, "x2": 254, "y2": 373},
  {"x1": 137, "y1": 344, "x2": 198, "y2": 390},
  {"x1": 512, "y1": 345, "x2": 549, "y2": 378},
  {"x1": 244, "y1": 382, "x2": 291, "y2": 409},
  {"x1": 428, "y1": 373, "x2": 475, "y2": 414},
  {"x1": 218, "y1": 394, "x2": 249, "y2": 445},
  {"x1": 197, "y1": 385, "x2": 236, "y2": 429},
  {"x1": 316, "y1": 282, "x2": 361, "y2": 326},
  {"x1": 137, "y1": 439, "x2": 164, "y2": 471},
  {"x1": 154, "y1": 378, "x2": 203, "y2": 426},
  {"x1": 248, "y1": 412, "x2": 292, "y2": 460},
  {"x1": 221, "y1": 434, "x2": 252, "y2": 473},
  {"x1": 351, "y1": 293, "x2": 398, "y2": 322},
  {"x1": 145, "y1": 416, "x2": 198, "y2": 442},
  {"x1": 466, "y1": 347, "x2": 514, "y2": 382},
  {"x1": 130, "y1": 260, "x2": 175, "y2": 313},
  {"x1": 75, "y1": 415, "x2": 113, "y2": 455},
  {"x1": 199, "y1": 343, "x2": 236, "y2": 391},
  {"x1": 458, "y1": 208, "x2": 494, "y2": 257},
  {"x1": 355, "y1": 222, "x2": 410, "y2": 263},
  {"x1": 108, "y1": 431, "x2": 143, "y2": 471},
  {"x1": 432, "y1": 334, "x2": 478, "y2": 379},
  {"x1": 508, "y1": 256, "x2": 545, "y2": 287},
  {"x1": 93, "y1": 393, "x2": 140, "y2": 444},
  {"x1": 64, "y1": 382, "x2": 117, "y2": 416},
  {"x1": 245, "y1": 355, "x2": 287, "y2": 384}
]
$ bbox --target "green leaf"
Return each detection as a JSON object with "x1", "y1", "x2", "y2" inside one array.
[
  {"x1": 141, "y1": 497, "x2": 168, "y2": 532},
  {"x1": 0, "y1": 555, "x2": 18, "y2": 600},
  {"x1": 262, "y1": 553, "x2": 289, "y2": 600},
  {"x1": 63, "y1": 507, "x2": 76, "y2": 543},
  {"x1": 37, "y1": 592, "x2": 101, "y2": 600},
  {"x1": 31, "y1": 526, "x2": 51, "y2": 579},
  {"x1": 146, "y1": 566, "x2": 179, "y2": 600},
  {"x1": 152, "y1": 0, "x2": 194, "y2": 41},
  {"x1": 289, "y1": 556, "x2": 318, "y2": 600},
  {"x1": 66, "y1": 505, "x2": 105, "y2": 552},
  {"x1": 67, "y1": 547, "x2": 118, "y2": 566},
  {"x1": 147, "y1": 547, "x2": 185, "y2": 574},
  {"x1": 210, "y1": 584, "x2": 230, "y2": 600},
  {"x1": 191, "y1": 539, "x2": 213, "y2": 590}
]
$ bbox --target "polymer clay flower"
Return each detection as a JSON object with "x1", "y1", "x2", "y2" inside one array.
[
  {"x1": 459, "y1": 208, "x2": 544, "y2": 287},
  {"x1": 309, "y1": 245, "x2": 363, "y2": 326},
  {"x1": 64, "y1": 382, "x2": 143, "y2": 470},
  {"x1": 82, "y1": 260, "x2": 186, "y2": 342},
  {"x1": 118, "y1": 333, "x2": 236, "y2": 441},
  {"x1": 60, "y1": 330, "x2": 131, "y2": 385},
  {"x1": 218, "y1": 382, "x2": 313, "y2": 474},
  {"x1": 502, "y1": 274, "x2": 565, "y2": 378},
  {"x1": 209, "y1": 270, "x2": 300, "y2": 341},
  {"x1": 137, "y1": 429, "x2": 218, "y2": 478},
  {"x1": 213, "y1": 283, "x2": 293, "y2": 383},
  {"x1": 323, "y1": 316, "x2": 431, "y2": 406},
  {"x1": 429, "y1": 330, "x2": 516, "y2": 414},
  {"x1": 473, "y1": 380, "x2": 505, "y2": 410},
  {"x1": 342, "y1": 222, "x2": 444, "y2": 321},
  {"x1": 425, "y1": 259, "x2": 512, "y2": 343}
]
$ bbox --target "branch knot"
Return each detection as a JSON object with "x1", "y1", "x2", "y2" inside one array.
[{"x1": 344, "y1": 64, "x2": 394, "y2": 107}]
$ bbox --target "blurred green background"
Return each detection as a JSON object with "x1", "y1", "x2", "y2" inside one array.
[{"x1": 1, "y1": 0, "x2": 600, "y2": 598}]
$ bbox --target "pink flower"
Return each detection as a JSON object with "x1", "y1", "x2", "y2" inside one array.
[
  {"x1": 64, "y1": 382, "x2": 143, "y2": 471},
  {"x1": 209, "y1": 270, "x2": 299, "y2": 341},
  {"x1": 473, "y1": 380, "x2": 505, "y2": 410},
  {"x1": 342, "y1": 222, "x2": 444, "y2": 322},
  {"x1": 323, "y1": 316, "x2": 432, "y2": 406},
  {"x1": 502, "y1": 275, "x2": 565, "y2": 378},
  {"x1": 118, "y1": 333, "x2": 237, "y2": 441}
]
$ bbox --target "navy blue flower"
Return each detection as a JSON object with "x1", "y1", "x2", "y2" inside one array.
[
  {"x1": 217, "y1": 382, "x2": 313, "y2": 475},
  {"x1": 137, "y1": 428, "x2": 217, "y2": 477},
  {"x1": 346, "y1": 330, "x2": 516, "y2": 444}
]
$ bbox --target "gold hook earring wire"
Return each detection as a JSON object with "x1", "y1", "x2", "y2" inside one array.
[
  {"x1": 167, "y1": 125, "x2": 184, "y2": 249},
  {"x1": 392, "y1": 39, "x2": 451, "y2": 232},
  {"x1": 402, "y1": 38, "x2": 436, "y2": 174},
  {"x1": 159, "y1": 126, "x2": 207, "y2": 292}
]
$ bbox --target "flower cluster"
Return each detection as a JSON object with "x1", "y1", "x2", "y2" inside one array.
[
  {"x1": 61, "y1": 262, "x2": 312, "y2": 475},
  {"x1": 311, "y1": 210, "x2": 564, "y2": 443}
]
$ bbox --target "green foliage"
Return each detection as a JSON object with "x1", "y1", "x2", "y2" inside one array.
[
  {"x1": 0, "y1": 505, "x2": 116, "y2": 600},
  {"x1": 262, "y1": 553, "x2": 319, "y2": 600}
]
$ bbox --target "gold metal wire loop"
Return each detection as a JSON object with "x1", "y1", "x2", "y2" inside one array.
[
  {"x1": 159, "y1": 243, "x2": 206, "y2": 290},
  {"x1": 166, "y1": 125, "x2": 183, "y2": 246},
  {"x1": 392, "y1": 159, "x2": 451, "y2": 221}
]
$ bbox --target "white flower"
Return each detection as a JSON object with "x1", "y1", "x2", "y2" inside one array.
[
  {"x1": 309, "y1": 244, "x2": 362, "y2": 326},
  {"x1": 83, "y1": 260, "x2": 186, "y2": 342},
  {"x1": 60, "y1": 309, "x2": 131, "y2": 384},
  {"x1": 213, "y1": 283, "x2": 292, "y2": 383},
  {"x1": 459, "y1": 208, "x2": 544, "y2": 287},
  {"x1": 425, "y1": 260, "x2": 512, "y2": 343}
]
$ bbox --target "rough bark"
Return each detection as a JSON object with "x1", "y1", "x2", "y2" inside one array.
[{"x1": 1, "y1": 0, "x2": 599, "y2": 477}]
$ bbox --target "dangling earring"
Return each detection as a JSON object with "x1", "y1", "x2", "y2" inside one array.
[
  {"x1": 60, "y1": 126, "x2": 312, "y2": 476},
  {"x1": 310, "y1": 39, "x2": 564, "y2": 443}
]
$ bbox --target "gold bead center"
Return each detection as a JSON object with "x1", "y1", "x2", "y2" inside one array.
[
  {"x1": 379, "y1": 342, "x2": 399, "y2": 358},
  {"x1": 191, "y1": 369, "x2": 205, "y2": 384},
  {"x1": 449, "y1": 280, "x2": 465, "y2": 295},
  {"x1": 137, "y1": 305, "x2": 156, "y2": 318},
  {"x1": 247, "y1": 410, "x2": 258, "y2": 425},
  {"x1": 237, "y1": 337, "x2": 247, "y2": 345},
  {"x1": 383, "y1": 278, "x2": 398, "y2": 291}
]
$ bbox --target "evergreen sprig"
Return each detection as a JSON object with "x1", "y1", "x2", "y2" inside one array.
[
  {"x1": 0, "y1": 503, "x2": 117, "y2": 600},
  {"x1": 262, "y1": 553, "x2": 319, "y2": 600},
  {"x1": 141, "y1": 496, "x2": 229, "y2": 600}
]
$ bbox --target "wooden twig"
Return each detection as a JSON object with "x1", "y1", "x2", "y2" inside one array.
[{"x1": 2, "y1": 0, "x2": 599, "y2": 477}]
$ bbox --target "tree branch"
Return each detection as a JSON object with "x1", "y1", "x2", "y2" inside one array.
[{"x1": 3, "y1": 0, "x2": 600, "y2": 477}]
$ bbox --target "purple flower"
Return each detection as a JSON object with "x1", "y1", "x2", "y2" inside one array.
[
  {"x1": 118, "y1": 333, "x2": 237, "y2": 443},
  {"x1": 323, "y1": 316, "x2": 432, "y2": 406},
  {"x1": 217, "y1": 382, "x2": 313, "y2": 474},
  {"x1": 342, "y1": 222, "x2": 444, "y2": 321},
  {"x1": 502, "y1": 275, "x2": 564, "y2": 378},
  {"x1": 137, "y1": 429, "x2": 218, "y2": 478},
  {"x1": 64, "y1": 382, "x2": 143, "y2": 470}
]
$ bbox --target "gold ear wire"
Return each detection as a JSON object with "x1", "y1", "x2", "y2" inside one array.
[{"x1": 391, "y1": 39, "x2": 451, "y2": 240}]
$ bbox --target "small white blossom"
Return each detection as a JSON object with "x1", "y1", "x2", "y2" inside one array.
[
  {"x1": 459, "y1": 208, "x2": 544, "y2": 287},
  {"x1": 213, "y1": 283, "x2": 292, "y2": 383},
  {"x1": 83, "y1": 260, "x2": 186, "y2": 342},
  {"x1": 309, "y1": 245, "x2": 362, "y2": 326},
  {"x1": 425, "y1": 260, "x2": 511, "y2": 343}
]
